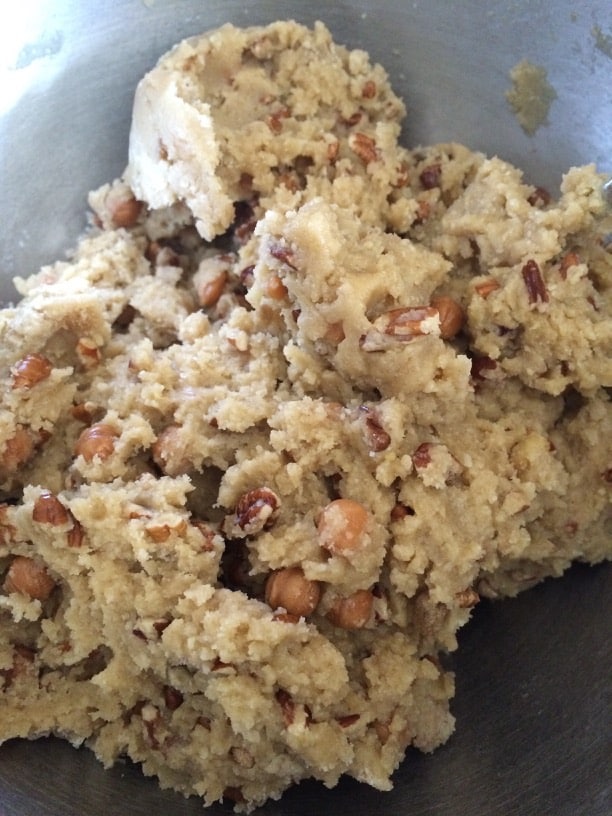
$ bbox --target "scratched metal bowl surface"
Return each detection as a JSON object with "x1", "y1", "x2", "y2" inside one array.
[{"x1": 0, "y1": 1, "x2": 610, "y2": 814}]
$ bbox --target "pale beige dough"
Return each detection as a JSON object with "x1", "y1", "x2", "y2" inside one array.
[
  {"x1": 506, "y1": 59, "x2": 557, "y2": 136},
  {"x1": 125, "y1": 21, "x2": 415, "y2": 240},
  {"x1": 1, "y1": 19, "x2": 611, "y2": 814}
]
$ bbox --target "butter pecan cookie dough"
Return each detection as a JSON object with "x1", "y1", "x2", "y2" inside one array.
[{"x1": 1, "y1": 19, "x2": 611, "y2": 813}]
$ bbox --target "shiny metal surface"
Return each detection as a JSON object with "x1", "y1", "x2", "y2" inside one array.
[{"x1": 0, "y1": 1, "x2": 611, "y2": 814}]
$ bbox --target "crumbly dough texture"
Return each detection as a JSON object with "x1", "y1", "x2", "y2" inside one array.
[
  {"x1": 505, "y1": 60, "x2": 557, "y2": 136},
  {"x1": 1, "y1": 20, "x2": 611, "y2": 812}
]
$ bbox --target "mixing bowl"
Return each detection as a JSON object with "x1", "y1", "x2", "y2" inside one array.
[{"x1": 0, "y1": 2, "x2": 610, "y2": 814}]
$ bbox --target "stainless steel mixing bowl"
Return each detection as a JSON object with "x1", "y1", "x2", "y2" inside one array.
[{"x1": 0, "y1": 2, "x2": 610, "y2": 814}]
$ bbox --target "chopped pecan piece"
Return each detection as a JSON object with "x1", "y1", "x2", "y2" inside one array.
[
  {"x1": 431, "y1": 296, "x2": 464, "y2": 339},
  {"x1": 140, "y1": 703, "x2": 163, "y2": 749},
  {"x1": 361, "y1": 80, "x2": 377, "y2": 98},
  {"x1": 272, "y1": 611, "x2": 300, "y2": 624},
  {"x1": 275, "y1": 689, "x2": 295, "y2": 727},
  {"x1": 233, "y1": 201, "x2": 258, "y2": 246},
  {"x1": 326, "y1": 139, "x2": 340, "y2": 162},
  {"x1": 269, "y1": 243, "x2": 297, "y2": 269},
  {"x1": 211, "y1": 657, "x2": 234, "y2": 672},
  {"x1": 455, "y1": 588, "x2": 480, "y2": 608},
  {"x1": 413, "y1": 199, "x2": 431, "y2": 225},
  {"x1": 198, "y1": 269, "x2": 228, "y2": 308},
  {"x1": 146, "y1": 241, "x2": 181, "y2": 267},
  {"x1": 358, "y1": 406, "x2": 391, "y2": 452},
  {"x1": 109, "y1": 195, "x2": 143, "y2": 228},
  {"x1": 412, "y1": 443, "x2": 433, "y2": 469},
  {"x1": 361, "y1": 306, "x2": 439, "y2": 350},
  {"x1": 373, "y1": 720, "x2": 391, "y2": 744},
  {"x1": 71, "y1": 403, "x2": 95, "y2": 424},
  {"x1": 471, "y1": 356, "x2": 498, "y2": 381},
  {"x1": 1, "y1": 645, "x2": 36, "y2": 689},
  {"x1": 192, "y1": 521, "x2": 217, "y2": 552},
  {"x1": 521, "y1": 259, "x2": 548, "y2": 303},
  {"x1": 527, "y1": 186, "x2": 551, "y2": 207},
  {"x1": 394, "y1": 160, "x2": 410, "y2": 189},
  {"x1": 474, "y1": 278, "x2": 501, "y2": 298},
  {"x1": 112, "y1": 303, "x2": 137, "y2": 330},
  {"x1": 238, "y1": 264, "x2": 256, "y2": 293},
  {"x1": 145, "y1": 517, "x2": 188, "y2": 542},
  {"x1": 558, "y1": 251, "x2": 581, "y2": 279},
  {"x1": 1, "y1": 426, "x2": 36, "y2": 473},
  {"x1": 76, "y1": 338, "x2": 101, "y2": 368},
  {"x1": 225, "y1": 487, "x2": 281, "y2": 537},
  {"x1": 342, "y1": 111, "x2": 363, "y2": 127},
  {"x1": 11, "y1": 353, "x2": 52, "y2": 389},
  {"x1": 348, "y1": 131, "x2": 378, "y2": 164},
  {"x1": 265, "y1": 274, "x2": 289, "y2": 300},
  {"x1": 32, "y1": 491, "x2": 69, "y2": 526},
  {"x1": 3, "y1": 556, "x2": 56, "y2": 601},
  {"x1": 163, "y1": 685, "x2": 184, "y2": 711},
  {"x1": 419, "y1": 163, "x2": 442, "y2": 190},
  {"x1": 223, "y1": 788, "x2": 245, "y2": 805},
  {"x1": 67, "y1": 519, "x2": 84, "y2": 548},
  {"x1": 390, "y1": 502, "x2": 414, "y2": 521},
  {"x1": 153, "y1": 618, "x2": 171, "y2": 637},
  {"x1": 0, "y1": 505, "x2": 16, "y2": 544},
  {"x1": 336, "y1": 714, "x2": 360, "y2": 728},
  {"x1": 380, "y1": 306, "x2": 438, "y2": 337},
  {"x1": 266, "y1": 106, "x2": 290, "y2": 134},
  {"x1": 75, "y1": 423, "x2": 118, "y2": 462},
  {"x1": 323, "y1": 321, "x2": 345, "y2": 345},
  {"x1": 152, "y1": 425, "x2": 192, "y2": 477}
]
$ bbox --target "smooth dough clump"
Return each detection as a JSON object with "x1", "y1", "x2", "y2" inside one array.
[{"x1": 1, "y1": 19, "x2": 611, "y2": 813}]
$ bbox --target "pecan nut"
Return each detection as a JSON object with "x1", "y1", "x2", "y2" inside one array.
[
  {"x1": 32, "y1": 491, "x2": 70, "y2": 526},
  {"x1": 521, "y1": 259, "x2": 548, "y2": 304},
  {"x1": 357, "y1": 406, "x2": 391, "y2": 452},
  {"x1": 11, "y1": 354, "x2": 52, "y2": 389},
  {"x1": 348, "y1": 131, "x2": 378, "y2": 164},
  {"x1": 223, "y1": 487, "x2": 280, "y2": 537}
]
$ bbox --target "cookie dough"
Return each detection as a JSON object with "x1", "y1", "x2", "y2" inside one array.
[
  {"x1": 1, "y1": 20, "x2": 611, "y2": 813},
  {"x1": 506, "y1": 59, "x2": 557, "y2": 136},
  {"x1": 125, "y1": 20, "x2": 414, "y2": 238}
]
